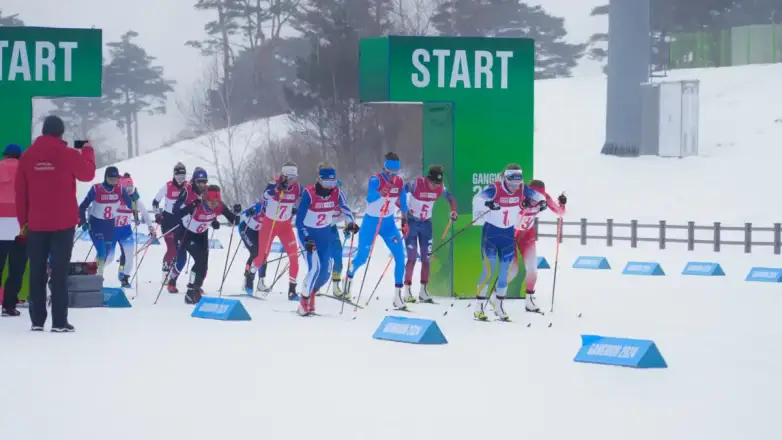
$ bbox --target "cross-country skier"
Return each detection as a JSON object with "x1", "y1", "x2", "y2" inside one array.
[
  {"x1": 165, "y1": 167, "x2": 208, "y2": 293},
  {"x1": 238, "y1": 201, "x2": 268, "y2": 295},
  {"x1": 108, "y1": 175, "x2": 155, "y2": 287},
  {"x1": 78, "y1": 166, "x2": 134, "y2": 275},
  {"x1": 329, "y1": 180, "x2": 350, "y2": 296},
  {"x1": 248, "y1": 162, "x2": 302, "y2": 300},
  {"x1": 402, "y1": 165, "x2": 458, "y2": 304},
  {"x1": 295, "y1": 163, "x2": 358, "y2": 316},
  {"x1": 173, "y1": 183, "x2": 241, "y2": 304},
  {"x1": 341, "y1": 152, "x2": 409, "y2": 310},
  {"x1": 152, "y1": 162, "x2": 190, "y2": 282},
  {"x1": 507, "y1": 179, "x2": 566, "y2": 313},
  {"x1": 473, "y1": 164, "x2": 544, "y2": 322}
]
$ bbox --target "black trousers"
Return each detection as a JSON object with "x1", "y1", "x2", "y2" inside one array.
[
  {"x1": 183, "y1": 231, "x2": 209, "y2": 287},
  {"x1": 0, "y1": 238, "x2": 27, "y2": 309},
  {"x1": 28, "y1": 229, "x2": 74, "y2": 327},
  {"x1": 239, "y1": 223, "x2": 266, "y2": 278}
]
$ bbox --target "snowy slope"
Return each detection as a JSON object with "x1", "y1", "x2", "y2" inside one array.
[
  {"x1": 95, "y1": 64, "x2": 782, "y2": 227},
  {"x1": 76, "y1": 115, "x2": 293, "y2": 203}
]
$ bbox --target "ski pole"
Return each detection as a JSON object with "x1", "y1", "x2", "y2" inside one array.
[
  {"x1": 135, "y1": 224, "x2": 179, "y2": 256},
  {"x1": 441, "y1": 218, "x2": 453, "y2": 240},
  {"x1": 217, "y1": 222, "x2": 237, "y2": 297},
  {"x1": 430, "y1": 210, "x2": 491, "y2": 257},
  {"x1": 339, "y1": 231, "x2": 356, "y2": 314},
  {"x1": 130, "y1": 225, "x2": 159, "y2": 287},
  {"x1": 325, "y1": 234, "x2": 349, "y2": 295},
  {"x1": 154, "y1": 218, "x2": 193, "y2": 305},
  {"x1": 351, "y1": 199, "x2": 390, "y2": 313},
  {"x1": 550, "y1": 216, "x2": 563, "y2": 313},
  {"x1": 365, "y1": 255, "x2": 393, "y2": 306}
]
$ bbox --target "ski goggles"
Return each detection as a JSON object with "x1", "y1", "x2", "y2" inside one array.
[
  {"x1": 504, "y1": 169, "x2": 523, "y2": 182},
  {"x1": 384, "y1": 159, "x2": 401, "y2": 176},
  {"x1": 319, "y1": 168, "x2": 338, "y2": 187}
]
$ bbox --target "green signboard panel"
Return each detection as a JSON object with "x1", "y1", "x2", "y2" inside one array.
[
  {"x1": 0, "y1": 26, "x2": 103, "y2": 300},
  {"x1": 359, "y1": 36, "x2": 534, "y2": 298}
]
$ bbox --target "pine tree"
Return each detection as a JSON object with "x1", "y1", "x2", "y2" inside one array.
[
  {"x1": 432, "y1": 0, "x2": 585, "y2": 79},
  {"x1": 104, "y1": 31, "x2": 176, "y2": 158},
  {"x1": 0, "y1": 9, "x2": 24, "y2": 26},
  {"x1": 47, "y1": 98, "x2": 109, "y2": 140}
]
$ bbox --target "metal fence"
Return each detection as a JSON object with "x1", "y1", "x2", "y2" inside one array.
[{"x1": 533, "y1": 218, "x2": 782, "y2": 254}]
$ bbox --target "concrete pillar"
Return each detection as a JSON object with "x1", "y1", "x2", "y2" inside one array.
[{"x1": 600, "y1": 0, "x2": 651, "y2": 157}]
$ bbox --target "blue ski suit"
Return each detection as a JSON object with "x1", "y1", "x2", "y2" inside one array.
[
  {"x1": 296, "y1": 184, "x2": 354, "y2": 296},
  {"x1": 347, "y1": 172, "x2": 408, "y2": 286},
  {"x1": 79, "y1": 183, "x2": 133, "y2": 264}
]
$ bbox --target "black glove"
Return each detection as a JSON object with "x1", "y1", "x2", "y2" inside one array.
[
  {"x1": 246, "y1": 205, "x2": 256, "y2": 216},
  {"x1": 275, "y1": 177, "x2": 288, "y2": 192},
  {"x1": 155, "y1": 214, "x2": 164, "y2": 224},
  {"x1": 558, "y1": 193, "x2": 567, "y2": 206},
  {"x1": 538, "y1": 200, "x2": 548, "y2": 212},
  {"x1": 303, "y1": 237, "x2": 315, "y2": 252},
  {"x1": 291, "y1": 206, "x2": 298, "y2": 216},
  {"x1": 345, "y1": 222, "x2": 359, "y2": 234},
  {"x1": 232, "y1": 203, "x2": 242, "y2": 214},
  {"x1": 485, "y1": 200, "x2": 501, "y2": 211},
  {"x1": 233, "y1": 216, "x2": 240, "y2": 225},
  {"x1": 211, "y1": 219, "x2": 220, "y2": 229},
  {"x1": 192, "y1": 198, "x2": 202, "y2": 207},
  {"x1": 521, "y1": 198, "x2": 532, "y2": 208}
]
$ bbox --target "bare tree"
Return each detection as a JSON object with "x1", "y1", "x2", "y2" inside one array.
[
  {"x1": 176, "y1": 57, "x2": 268, "y2": 206},
  {"x1": 390, "y1": 0, "x2": 444, "y2": 35}
]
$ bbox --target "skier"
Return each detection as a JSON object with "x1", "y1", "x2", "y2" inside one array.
[
  {"x1": 507, "y1": 179, "x2": 566, "y2": 313},
  {"x1": 473, "y1": 164, "x2": 544, "y2": 322},
  {"x1": 402, "y1": 165, "x2": 458, "y2": 304},
  {"x1": 248, "y1": 162, "x2": 302, "y2": 300},
  {"x1": 341, "y1": 152, "x2": 409, "y2": 310},
  {"x1": 295, "y1": 163, "x2": 358, "y2": 316},
  {"x1": 238, "y1": 201, "x2": 268, "y2": 295},
  {"x1": 152, "y1": 162, "x2": 190, "y2": 281},
  {"x1": 78, "y1": 166, "x2": 134, "y2": 275},
  {"x1": 165, "y1": 167, "x2": 209, "y2": 293},
  {"x1": 173, "y1": 183, "x2": 241, "y2": 304},
  {"x1": 108, "y1": 175, "x2": 155, "y2": 288}
]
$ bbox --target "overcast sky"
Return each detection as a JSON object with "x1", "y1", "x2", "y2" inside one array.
[{"x1": 4, "y1": 0, "x2": 604, "y2": 155}]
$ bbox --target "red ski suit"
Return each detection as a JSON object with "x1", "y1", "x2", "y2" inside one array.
[{"x1": 252, "y1": 179, "x2": 301, "y2": 283}]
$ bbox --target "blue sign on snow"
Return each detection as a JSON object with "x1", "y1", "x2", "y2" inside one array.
[
  {"x1": 682, "y1": 262, "x2": 725, "y2": 276},
  {"x1": 572, "y1": 256, "x2": 611, "y2": 270},
  {"x1": 537, "y1": 256, "x2": 550, "y2": 269},
  {"x1": 191, "y1": 297, "x2": 252, "y2": 321},
  {"x1": 372, "y1": 316, "x2": 447, "y2": 345},
  {"x1": 270, "y1": 242, "x2": 284, "y2": 253},
  {"x1": 574, "y1": 334, "x2": 667, "y2": 368},
  {"x1": 103, "y1": 287, "x2": 132, "y2": 308},
  {"x1": 622, "y1": 262, "x2": 665, "y2": 276},
  {"x1": 745, "y1": 267, "x2": 782, "y2": 282},
  {"x1": 208, "y1": 239, "x2": 224, "y2": 249}
]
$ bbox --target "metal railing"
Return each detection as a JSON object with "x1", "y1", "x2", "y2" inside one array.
[{"x1": 533, "y1": 218, "x2": 782, "y2": 254}]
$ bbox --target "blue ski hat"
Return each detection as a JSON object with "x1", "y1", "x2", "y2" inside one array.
[
  {"x1": 318, "y1": 167, "x2": 337, "y2": 188},
  {"x1": 192, "y1": 167, "x2": 208, "y2": 182},
  {"x1": 3, "y1": 144, "x2": 22, "y2": 158}
]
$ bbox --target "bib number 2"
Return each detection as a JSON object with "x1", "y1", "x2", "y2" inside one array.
[{"x1": 315, "y1": 213, "x2": 328, "y2": 226}]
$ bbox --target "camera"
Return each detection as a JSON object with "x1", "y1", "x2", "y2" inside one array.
[{"x1": 74, "y1": 140, "x2": 88, "y2": 149}]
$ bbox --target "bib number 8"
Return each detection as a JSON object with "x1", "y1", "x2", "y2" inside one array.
[{"x1": 103, "y1": 206, "x2": 113, "y2": 219}]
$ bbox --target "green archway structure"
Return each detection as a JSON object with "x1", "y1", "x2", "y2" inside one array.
[
  {"x1": 358, "y1": 36, "x2": 534, "y2": 298},
  {"x1": 1, "y1": 26, "x2": 103, "y2": 300}
]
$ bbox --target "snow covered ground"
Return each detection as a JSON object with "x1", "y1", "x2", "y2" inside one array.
[
  {"x1": 2, "y1": 229, "x2": 781, "y2": 440},
  {"x1": 4, "y1": 63, "x2": 782, "y2": 440}
]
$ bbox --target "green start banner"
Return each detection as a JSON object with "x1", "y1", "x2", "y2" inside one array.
[{"x1": 359, "y1": 36, "x2": 534, "y2": 298}]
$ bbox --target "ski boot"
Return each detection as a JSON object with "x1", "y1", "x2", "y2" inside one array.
[
  {"x1": 119, "y1": 274, "x2": 131, "y2": 289},
  {"x1": 392, "y1": 286, "x2": 408, "y2": 311},
  {"x1": 492, "y1": 293, "x2": 511, "y2": 322},
  {"x1": 161, "y1": 261, "x2": 171, "y2": 283},
  {"x1": 525, "y1": 290, "x2": 540, "y2": 313},
  {"x1": 185, "y1": 283, "x2": 203, "y2": 305},
  {"x1": 256, "y1": 277, "x2": 269, "y2": 292},
  {"x1": 166, "y1": 278, "x2": 179, "y2": 294},
  {"x1": 402, "y1": 285, "x2": 417, "y2": 304},
  {"x1": 243, "y1": 269, "x2": 255, "y2": 295},
  {"x1": 2, "y1": 307, "x2": 21, "y2": 317},
  {"x1": 297, "y1": 291, "x2": 316, "y2": 316},
  {"x1": 418, "y1": 284, "x2": 435, "y2": 304},
  {"x1": 333, "y1": 277, "x2": 351, "y2": 301},
  {"x1": 473, "y1": 296, "x2": 489, "y2": 321},
  {"x1": 341, "y1": 276, "x2": 353, "y2": 300},
  {"x1": 288, "y1": 282, "x2": 300, "y2": 301}
]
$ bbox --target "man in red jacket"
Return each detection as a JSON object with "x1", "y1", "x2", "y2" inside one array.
[{"x1": 15, "y1": 115, "x2": 96, "y2": 332}]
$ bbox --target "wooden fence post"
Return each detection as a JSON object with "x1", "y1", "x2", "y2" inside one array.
[
  {"x1": 580, "y1": 218, "x2": 587, "y2": 245},
  {"x1": 659, "y1": 220, "x2": 666, "y2": 250},
  {"x1": 606, "y1": 219, "x2": 614, "y2": 247},
  {"x1": 713, "y1": 222, "x2": 721, "y2": 252},
  {"x1": 687, "y1": 221, "x2": 695, "y2": 251}
]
